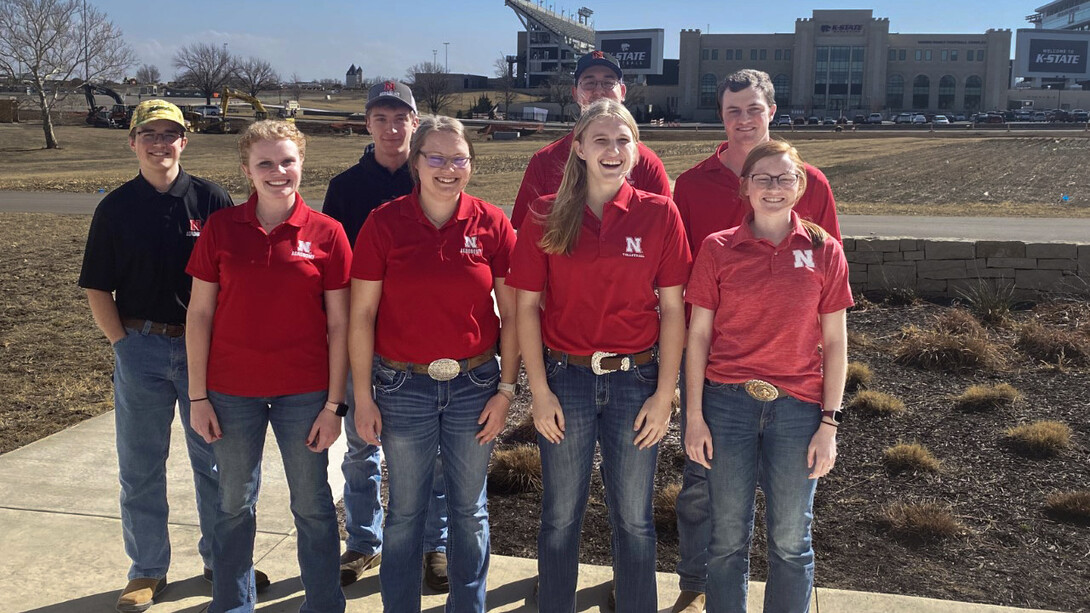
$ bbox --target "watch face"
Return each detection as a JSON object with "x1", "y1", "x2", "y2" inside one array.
[
  {"x1": 336, "y1": 403, "x2": 350, "y2": 417},
  {"x1": 824, "y1": 409, "x2": 843, "y2": 425}
]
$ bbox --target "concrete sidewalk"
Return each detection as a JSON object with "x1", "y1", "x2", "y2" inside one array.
[{"x1": 0, "y1": 413, "x2": 1061, "y2": 613}]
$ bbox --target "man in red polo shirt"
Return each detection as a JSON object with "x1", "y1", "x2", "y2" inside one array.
[
  {"x1": 669, "y1": 69, "x2": 841, "y2": 613},
  {"x1": 509, "y1": 51, "x2": 671, "y2": 230}
]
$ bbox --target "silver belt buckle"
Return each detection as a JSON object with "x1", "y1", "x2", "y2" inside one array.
[
  {"x1": 591, "y1": 351, "x2": 630, "y2": 375},
  {"x1": 427, "y1": 358, "x2": 460, "y2": 381}
]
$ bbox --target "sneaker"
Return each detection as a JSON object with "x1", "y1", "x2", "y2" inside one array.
[
  {"x1": 116, "y1": 576, "x2": 166, "y2": 613},
  {"x1": 671, "y1": 590, "x2": 706, "y2": 613},
  {"x1": 203, "y1": 567, "x2": 271, "y2": 593},
  {"x1": 423, "y1": 551, "x2": 449, "y2": 593},
  {"x1": 340, "y1": 550, "x2": 381, "y2": 587}
]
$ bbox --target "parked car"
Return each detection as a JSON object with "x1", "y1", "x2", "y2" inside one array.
[
  {"x1": 1032, "y1": 111, "x2": 1048, "y2": 122},
  {"x1": 980, "y1": 113, "x2": 1005, "y2": 124},
  {"x1": 774, "y1": 114, "x2": 793, "y2": 126},
  {"x1": 822, "y1": 117, "x2": 836, "y2": 125},
  {"x1": 894, "y1": 112, "x2": 914, "y2": 124},
  {"x1": 793, "y1": 116, "x2": 806, "y2": 125},
  {"x1": 933, "y1": 115, "x2": 950, "y2": 124},
  {"x1": 853, "y1": 114, "x2": 866, "y2": 125},
  {"x1": 912, "y1": 114, "x2": 927, "y2": 124},
  {"x1": 867, "y1": 113, "x2": 884, "y2": 124},
  {"x1": 807, "y1": 116, "x2": 820, "y2": 125},
  {"x1": 1072, "y1": 109, "x2": 1089, "y2": 122}
]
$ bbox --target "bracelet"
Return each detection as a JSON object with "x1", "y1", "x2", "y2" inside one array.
[
  {"x1": 820, "y1": 419, "x2": 839, "y2": 428},
  {"x1": 190, "y1": 397, "x2": 209, "y2": 403}
]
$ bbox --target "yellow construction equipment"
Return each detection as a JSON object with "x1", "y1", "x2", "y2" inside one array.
[{"x1": 220, "y1": 88, "x2": 269, "y2": 120}]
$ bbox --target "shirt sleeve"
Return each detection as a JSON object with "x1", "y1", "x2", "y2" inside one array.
[
  {"x1": 672, "y1": 173, "x2": 697, "y2": 256},
  {"x1": 684, "y1": 236, "x2": 721, "y2": 312},
  {"x1": 505, "y1": 210, "x2": 548, "y2": 292},
  {"x1": 817, "y1": 239, "x2": 855, "y2": 314},
  {"x1": 185, "y1": 214, "x2": 221, "y2": 283},
  {"x1": 802, "y1": 166, "x2": 841, "y2": 241},
  {"x1": 321, "y1": 175, "x2": 345, "y2": 223},
  {"x1": 349, "y1": 213, "x2": 388, "y2": 281},
  {"x1": 511, "y1": 154, "x2": 546, "y2": 230},
  {"x1": 323, "y1": 224, "x2": 352, "y2": 290},
  {"x1": 491, "y1": 211, "x2": 516, "y2": 278},
  {"x1": 655, "y1": 199, "x2": 692, "y2": 288},
  {"x1": 634, "y1": 144, "x2": 672, "y2": 198},
  {"x1": 78, "y1": 201, "x2": 116, "y2": 291}
]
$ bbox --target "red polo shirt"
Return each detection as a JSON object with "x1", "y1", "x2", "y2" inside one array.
[
  {"x1": 674, "y1": 141, "x2": 841, "y2": 260},
  {"x1": 507, "y1": 182, "x2": 692, "y2": 355},
  {"x1": 685, "y1": 211, "x2": 854, "y2": 406},
  {"x1": 187, "y1": 193, "x2": 351, "y2": 397},
  {"x1": 351, "y1": 189, "x2": 515, "y2": 364},
  {"x1": 510, "y1": 131, "x2": 672, "y2": 230}
]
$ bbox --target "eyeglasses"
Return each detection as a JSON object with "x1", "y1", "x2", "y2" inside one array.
[
  {"x1": 747, "y1": 173, "x2": 800, "y2": 189},
  {"x1": 577, "y1": 79, "x2": 619, "y2": 92},
  {"x1": 136, "y1": 131, "x2": 183, "y2": 144},
  {"x1": 421, "y1": 153, "x2": 471, "y2": 169}
]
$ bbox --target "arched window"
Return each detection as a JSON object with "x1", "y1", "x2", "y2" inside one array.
[
  {"x1": 912, "y1": 75, "x2": 930, "y2": 110},
  {"x1": 964, "y1": 76, "x2": 982, "y2": 112},
  {"x1": 773, "y1": 74, "x2": 790, "y2": 109},
  {"x1": 886, "y1": 74, "x2": 904, "y2": 110},
  {"x1": 700, "y1": 73, "x2": 717, "y2": 108},
  {"x1": 938, "y1": 75, "x2": 956, "y2": 110}
]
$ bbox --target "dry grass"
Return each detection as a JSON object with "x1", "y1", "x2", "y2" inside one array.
[
  {"x1": 881, "y1": 502, "x2": 966, "y2": 544},
  {"x1": 1015, "y1": 322, "x2": 1090, "y2": 367},
  {"x1": 1004, "y1": 421, "x2": 1072, "y2": 458},
  {"x1": 487, "y1": 445, "x2": 543, "y2": 495},
  {"x1": 848, "y1": 390, "x2": 906, "y2": 416},
  {"x1": 894, "y1": 319, "x2": 1005, "y2": 373},
  {"x1": 953, "y1": 383, "x2": 1021, "y2": 413},
  {"x1": 934, "y1": 309, "x2": 988, "y2": 337},
  {"x1": 883, "y1": 442, "x2": 942, "y2": 474},
  {"x1": 845, "y1": 362, "x2": 873, "y2": 392},
  {"x1": 847, "y1": 330, "x2": 873, "y2": 351},
  {"x1": 1044, "y1": 490, "x2": 1090, "y2": 525},
  {"x1": 502, "y1": 414, "x2": 538, "y2": 445},
  {"x1": 653, "y1": 482, "x2": 682, "y2": 533},
  {"x1": 957, "y1": 279, "x2": 1016, "y2": 327}
]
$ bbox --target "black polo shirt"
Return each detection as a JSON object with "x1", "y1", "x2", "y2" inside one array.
[
  {"x1": 322, "y1": 149, "x2": 414, "y2": 248},
  {"x1": 79, "y1": 168, "x2": 234, "y2": 325}
]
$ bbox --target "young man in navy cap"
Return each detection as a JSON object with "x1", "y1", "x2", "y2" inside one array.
[
  {"x1": 510, "y1": 51, "x2": 672, "y2": 230},
  {"x1": 80, "y1": 99, "x2": 267, "y2": 612},
  {"x1": 323, "y1": 80, "x2": 451, "y2": 592}
]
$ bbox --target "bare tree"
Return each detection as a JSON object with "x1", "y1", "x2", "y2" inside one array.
[
  {"x1": 405, "y1": 61, "x2": 455, "y2": 115},
  {"x1": 493, "y1": 56, "x2": 518, "y2": 119},
  {"x1": 0, "y1": 0, "x2": 135, "y2": 148},
  {"x1": 288, "y1": 72, "x2": 302, "y2": 101},
  {"x1": 542, "y1": 68, "x2": 573, "y2": 122},
  {"x1": 135, "y1": 63, "x2": 160, "y2": 84},
  {"x1": 234, "y1": 56, "x2": 278, "y2": 97},
  {"x1": 173, "y1": 42, "x2": 235, "y2": 104}
]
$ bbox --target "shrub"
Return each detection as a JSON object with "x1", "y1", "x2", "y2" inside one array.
[
  {"x1": 847, "y1": 330, "x2": 873, "y2": 350},
  {"x1": 502, "y1": 414, "x2": 538, "y2": 445},
  {"x1": 847, "y1": 390, "x2": 905, "y2": 416},
  {"x1": 880, "y1": 502, "x2": 965, "y2": 544},
  {"x1": 1044, "y1": 490, "x2": 1090, "y2": 525},
  {"x1": 1004, "y1": 421, "x2": 1071, "y2": 458},
  {"x1": 957, "y1": 279, "x2": 1015, "y2": 327},
  {"x1": 845, "y1": 362, "x2": 873, "y2": 392},
  {"x1": 894, "y1": 324, "x2": 1004, "y2": 372},
  {"x1": 933, "y1": 308, "x2": 987, "y2": 337},
  {"x1": 653, "y1": 482, "x2": 682, "y2": 533},
  {"x1": 883, "y1": 442, "x2": 941, "y2": 474},
  {"x1": 487, "y1": 445, "x2": 543, "y2": 495},
  {"x1": 954, "y1": 383, "x2": 1021, "y2": 412},
  {"x1": 1016, "y1": 322, "x2": 1090, "y2": 366}
]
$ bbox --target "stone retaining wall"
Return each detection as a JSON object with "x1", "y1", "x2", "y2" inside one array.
[{"x1": 844, "y1": 237, "x2": 1090, "y2": 299}]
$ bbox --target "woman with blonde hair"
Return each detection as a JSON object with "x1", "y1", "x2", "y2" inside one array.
[
  {"x1": 684, "y1": 139, "x2": 853, "y2": 613},
  {"x1": 507, "y1": 99, "x2": 691, "y2": 612},
  {"x1": 187, "y1": 120, "x2": 349, "y2": 613},
  {"x1": 349, "y1": 114, "x2": 518, "y2": 612}
]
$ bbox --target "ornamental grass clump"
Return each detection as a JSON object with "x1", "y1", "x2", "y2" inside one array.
[
  {"x1": 844, "y1": 361, "x2": 873, "y2": 393},
  {"x1": 502, "y1": 414, "x2": 538, "y2": 445},
  {"x1": 1004, "y1": 420, "x2": 1071, "y2": 458},
  {"x1": 1044, "y1": 490, "x2": 1090, "y2": 525},
  {"x1": 954, "y1": 383, "x2": 1021, "y2": 413},
  {"x1": 1015, "y1": 322, "x2": 1090, "y2": 367},
  {"x1": 883, "y1": 442, "x2": 941, "y2": 475},
  {"x1": 847, "y1": 390, "x2": 905, "y2": 416},
  {"x1": 881, "y1": 501, "x2": 965, "y2": 545},
  {"x1": 487, "y1": 445, "x2": 543, "y2": 495},
  {"x1": 895, "y1": 313, "x2": 1005, "y2": 372},
  {"x1": 653, "y1": 482, "x2": 682, "y2": 533}
]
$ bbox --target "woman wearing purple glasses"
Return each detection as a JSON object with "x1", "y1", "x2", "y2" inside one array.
[{"x1": 348, "y1": 114, "x2": 519, "y2": 612}]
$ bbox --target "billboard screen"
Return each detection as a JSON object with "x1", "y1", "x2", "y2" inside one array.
[
  {"x1": 1015, "y1": 29, "x2": 1090, "y2": 79},
  {"x1": 596, "y1": 29, "x2": 664, "y2": 75}
]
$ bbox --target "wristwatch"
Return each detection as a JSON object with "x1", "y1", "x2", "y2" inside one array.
[
  {"x1": 326, "y1": 401, "x2": 350, "y2": 417},
  {"x1": 821, "y1": 409, "x2": 843, "y2": 426},
  {"x1": 497, "y1": 382, "x2": 520, "y2": 399}
]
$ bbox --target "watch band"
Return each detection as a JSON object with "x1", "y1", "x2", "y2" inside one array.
[
  {"x1": 497, "y1": 382, "x2": 518, "y2": 398},
  {"x1": 325, "y1": 401, "x2": 349, "y2": 417},
  {"x1": 821, "y1": 409, "x2": 843, "y2": 425}
]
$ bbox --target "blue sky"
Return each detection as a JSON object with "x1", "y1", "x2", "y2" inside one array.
[{"x1": 98, "y1": 0, "x2": 1036, "y2": 82}]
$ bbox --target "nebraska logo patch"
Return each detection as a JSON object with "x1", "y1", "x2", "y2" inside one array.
[
  {"x1": 793, "y1": 249, "x2": 815, "y2": 269},
  {"x1": 460, "y1": 235, "x2": 482, "y2": 256},
  {"x1": 291, "y1": 239, "x2": 315, "y2": 260},
  {"x1": 186, "y1": 219, "x2": 202, "y2": 237},
  {"x1": 623, "y1": 236, "x2": 644, "y2": 258}
]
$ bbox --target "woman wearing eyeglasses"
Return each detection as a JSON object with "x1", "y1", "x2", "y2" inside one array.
[
  {"x1": 349, "y1": 114, "x2": 518, "y2": 613},
  {"x1": 684, "y1": 140, "x2": 853, "y2": 613},
  {"x1": 507, "y1": 99, "x2": 691, "y2": 612}
]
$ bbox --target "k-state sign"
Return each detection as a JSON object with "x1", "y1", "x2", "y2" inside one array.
[
  {"x1": 1028, "y1": 38, "x2": 1087, "y2": 73},
  {"x1": 600, "y1": 38, "x2": 653, "y2": 71}
]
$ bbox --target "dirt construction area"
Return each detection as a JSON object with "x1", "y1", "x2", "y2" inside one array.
[{"x1": 1, "y1": 121, "x2": 1088, "y2": 611}]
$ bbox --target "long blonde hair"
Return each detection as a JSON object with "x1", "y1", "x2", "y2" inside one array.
[
  {"x1": 537, "y1": 99, "x2": 640, "y2": 255},
  {"x1": 738, "y1": 140, "x2": 827, "y2": 247}
]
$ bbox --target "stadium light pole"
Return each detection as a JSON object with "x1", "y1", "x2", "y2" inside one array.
[{"x1": 444, "y1": 42, "x2": 450, "y2": 73}]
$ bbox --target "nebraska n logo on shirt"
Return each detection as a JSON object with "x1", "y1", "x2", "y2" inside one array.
[
  {"x1": 623, "y1": 236, "x2": 644, "y2": 258},
  {"x1": 186, "y1": 219, "x2": 202, "y2": 237},
  {"x1": 291, "y1": 239, "x2": 315, "y2": 260},
  {"x1": 793, "y1": 249, "x2": 815, "y2": 269},
  {"x1": 460, "y1": 235, "x2": 482, "y2": 256}
]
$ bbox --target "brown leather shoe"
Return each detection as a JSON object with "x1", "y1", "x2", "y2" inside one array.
[
  {"x1": 116, "y1": 577, "x2": 166, "y2": 613},
  {"x1": 671, "y1": 590, "x2": 706, "y2": 613},
  {"x1": 423, "y1": 551, "x2": 449, "y2": 592},
  {"x1": 203, "y1": 567, "x2": 271, "y2": 593},
  {"x1": 340, "y1": 550, "x2": 381, "y2": 587}
]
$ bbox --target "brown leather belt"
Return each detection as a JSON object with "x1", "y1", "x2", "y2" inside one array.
[
  {"x1": 122, "y1": 318, "x2": 185, "y2": 338},
  {"x1": 380, "y1": 348, "x2": 496, "y2": 381},
  {"x1": 546, "y1": 347, "x2": 655, "y2": 375}
]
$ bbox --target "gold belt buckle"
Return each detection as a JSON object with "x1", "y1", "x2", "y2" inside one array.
[
  {"x1": 426, "y1": 358, "x2": 460, "y2": 381},
  {"x1": 591, "y1": 351, "x2": 630, "y2": 375},
  {"x1": 744, "y1": 379, "x2": 780, "y2": 402}
]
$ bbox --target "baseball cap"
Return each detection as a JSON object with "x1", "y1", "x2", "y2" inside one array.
[
  {"x1": 366, "y1": 80, "x2": 417, "y2": 113},
  {"x1": 129, "y1": 99, "x2": 186, "y2": 133},
  {"x1": 575, "y1": 51, "x2": 623, "y2": 82}
]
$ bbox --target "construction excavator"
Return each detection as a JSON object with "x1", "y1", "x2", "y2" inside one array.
[
  {"x1": 82, "y1": 83, "x2": 131, "y2": 128},
  {"x1": 220, "y1": 88, "x2": 269, "y2": 121}
]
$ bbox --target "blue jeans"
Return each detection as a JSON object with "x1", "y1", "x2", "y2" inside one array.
[
  {"x1": 208, "y1": 389, "x2": 344, "y2": 613},
  {"x1": 675, "y1": 355, "x2": 712, "y2": 593},
  {"x1": 374, "y1": 358, "x2": 498, "y2": 613},
  {"x1": 112, "y1": 325, "x2": 218, "y2": 580},
  {"x1": 701, "y1": 383, "x2": 821, "y2": 613},
  {"x1": 537, "y1": 353, "x2": 660, "y2": 613},
  {"x1": 341, "y1": 374, "x2": 448, "y2": 556}
]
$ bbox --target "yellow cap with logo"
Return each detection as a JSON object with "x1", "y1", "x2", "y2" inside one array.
[{"x1": 129, "y1": 99, "x2": 186, "y2": 133}]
